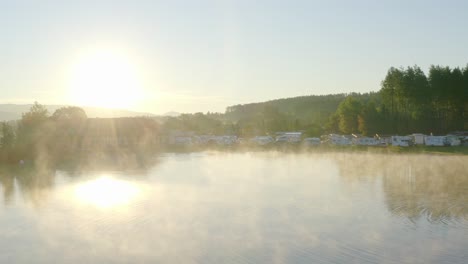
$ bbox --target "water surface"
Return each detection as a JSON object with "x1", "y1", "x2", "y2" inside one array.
[{"x1": 1, "y1": 152, "x2": 467, "y2": 263}]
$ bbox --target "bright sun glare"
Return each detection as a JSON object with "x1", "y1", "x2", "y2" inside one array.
[
  {"x1": 69, "y1": 50, "x2": 143, "y2": 109},
  {"x1": 74, "y1": 176, "x2": 140, "y2": 209}
]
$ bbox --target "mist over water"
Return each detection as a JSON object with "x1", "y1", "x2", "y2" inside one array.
[{"x1": 0, "y1": 152, "x2": 467, "y2": 263}]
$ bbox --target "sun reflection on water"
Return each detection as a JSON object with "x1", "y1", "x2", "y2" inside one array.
[{"x1": 74, "y1": 176, "x2": 140, "y2": 209}]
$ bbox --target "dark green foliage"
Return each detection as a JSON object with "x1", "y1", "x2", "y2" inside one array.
[
  {"x1": 358, "y1": 102, "x2": 380, "y2": 136},
  {"x1": 379, "y1": 65, "x2": 467, "y2": 134},
  {"x1": 162, "y1": 113, "x2": 225, "y2": 135},
  {"x1": 0, "y1": 122, "x2": 15, "y2": 149},
  {"x1": 224, "y1": 93, "x2": 381, "y2": 136},
  {"x1": 14, "y1": 102, "x2": 52, "y2": 162},
  {"x1": 336, "y1": 97, "x2": 362, "y2": 134}
]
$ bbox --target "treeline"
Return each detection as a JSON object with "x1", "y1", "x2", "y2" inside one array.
[
  {"x1": 379, "y1": 65, "x2": 467, "y2": 134},
  {"x1": 327, "y1": 65, "x2": 467, "y2": 135},
  {"x1": 0, "y1": 103, "x2": 159, "y2": 166},
  {"x1": 163, "y1": 93, "x2": 379, "y2": 136},
  {"x1": 0, "y1": 103, "x2": 88, "y2": 164},
  {"x1": 164, "y1": 64, "x2": 467, "y2": 136}
]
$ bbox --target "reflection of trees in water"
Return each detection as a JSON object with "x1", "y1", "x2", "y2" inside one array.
[
  {"x1": 16, "y1": 168, "x2": 55, "y2": 208},
  {"x1": 0, "y1": 154, "x2": 160, "y2": 206},
  {"x1": 334, "y1": 153, "x2": 389, "y2": 181},
  {"x1": 0, "y1": 170, "x2": 15, "y2": 204},
  {"x1": 382, "y1": 156, "x2": 468, "y2": 222},
  {"x1": 0, "y1": 167, "x2": 55, "y2": 207},
  {"x1": 59, "y1": 150, "x2": 160, "y2": 172},
  {"x1": 335, "y1": 154, "x2": 468, "y2": 222}
]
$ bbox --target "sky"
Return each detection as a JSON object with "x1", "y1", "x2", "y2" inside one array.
[{"x1": 1, "y1": 0, "x2": 468, "y2": 114}]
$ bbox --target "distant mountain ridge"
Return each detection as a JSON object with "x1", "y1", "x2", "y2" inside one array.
[
  {"x1": 0, "y1": 104, "x2": 156, "y2": 121},
  {"x1": 163, "y1": 111, "x2": 181, "y2": 117}
]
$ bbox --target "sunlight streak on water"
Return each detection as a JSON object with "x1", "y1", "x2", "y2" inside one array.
[{"x1": 74, "y1": 176, "x2": 141, "y2": 209}]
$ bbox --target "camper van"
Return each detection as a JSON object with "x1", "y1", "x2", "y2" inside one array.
[
  {"x1": 447, "y1": 131, "x2": 468, "y2": 146},
  {"x1": 327, "y1": 134, "x2": 352, "y2": 146},
  {"x1": 275, "y1": 132, "x2": 302, "y2": 144},
  {"x1": 375, "y1": 134, "x2": 392, "y2": 146},
  {"x1": 424, "y1": 136, "x2": 446, "y2": 146},
  {"x1": 445, "y1": 136, "x2": 461, "y2": 146},
  {"x1": 352, "y1": 136, "x2": 379, "y2": 146},
  {"x1": 216, "y1": 136, "x2": 238, "y2": 146},
  {"x1": 303, "y1": 137, "x2": 321, "y2": 146},
  {"x1": 391, "y1": 136, "x2": 412, "y2": 147},
  {"x1": 251, "y1": 136, "x2": 274, "y2": 146}
]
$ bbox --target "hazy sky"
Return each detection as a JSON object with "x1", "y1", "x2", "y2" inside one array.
[{"x1": 1, "y1": 0, "x2": 468, "y2": 114}]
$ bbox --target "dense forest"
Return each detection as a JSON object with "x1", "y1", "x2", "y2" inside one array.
[{"x1": 164, "y1": 64, "x2": 467, "y2": 136}]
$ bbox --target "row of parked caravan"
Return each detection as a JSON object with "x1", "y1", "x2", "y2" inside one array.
[
  {"x1": 249, "y1": 132, "x2": 303, "y2": 145},
  {"x1": 169, "y1": 132, "x2": 468, "y2": 147},
  {"x1": 250, "y1": 133, "x2": 467, "y2": 147},
  {"x1": 318, "y1": 133, "x2": 466, "y2": 147},
  {"x1": 171, "y1": 135, "x2": 239, "y2": 146},
  {"x1": 170, "y1": 132, "x2": 306, "y2": 146},
  {"x1": 389, "y1": 134, "x2": 463, "y2": 147}
]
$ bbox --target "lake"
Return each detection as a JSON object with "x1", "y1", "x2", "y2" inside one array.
[{"x1": 1, "y1": 152, "x2": 467, "y2": 263}]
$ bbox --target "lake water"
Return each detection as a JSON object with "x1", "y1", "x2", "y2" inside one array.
[{"x1": 1, "y1": 152, "x2": 467, "y2": 263}]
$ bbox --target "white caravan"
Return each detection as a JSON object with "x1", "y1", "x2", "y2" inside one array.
[
  {"x1": 251, "y1": 136, "x2": 274, "y2": 146},
  {"x1": 303, "y1": 137, "x2": 321, "y2": 146},
  {"x1": 173, "y1": 136, "x2": 193, "y2": 145},
  {"x1": 275, "y1": 132, "x2": 302, "y2": 144},
  {"x1": 391, "y1": 136, "x2": 412, "y2": 147},
  {"x1": 353, "y1": 137, "x2": 380, "y2": 146},
  {"x1": 445, "y1": 135, "x2": 461, "y2": 146},
  {"x1": 328, "y1": 134, "x2": 352, "y2": 146},
  {"x1": 214, "y1": 136, "x2": 238, "y2": 146},
  {"x1": 424, "y1": 136, "x2": 446, "y2": 146}
]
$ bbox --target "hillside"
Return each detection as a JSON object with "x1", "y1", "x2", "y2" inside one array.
[{"x1": 224, "y1": 92, "x2": 381, "y2": 124}]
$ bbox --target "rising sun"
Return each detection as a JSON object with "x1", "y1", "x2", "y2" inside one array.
[{"x1": 68, "y1": 49, "x2": 143, "y2": 109}]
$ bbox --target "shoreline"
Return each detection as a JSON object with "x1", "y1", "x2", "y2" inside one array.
[
  {"x1": 160, "y1": 145, "x2": 468, "y2": 156},
  {"x1": 1, "y1": 145, "x2": 465, "y2": 170}
]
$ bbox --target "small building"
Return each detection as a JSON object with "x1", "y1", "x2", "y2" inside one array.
[
  {"x1": 410, "y1": 134, "x2": 426, "y2": 145},
  {"x1": 391, "y1": 136, "x2": 412, "y2": 147}
]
